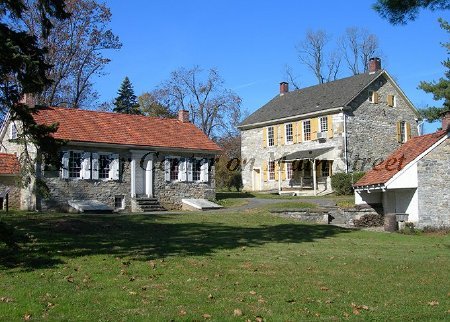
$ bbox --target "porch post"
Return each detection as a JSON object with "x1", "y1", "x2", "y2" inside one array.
[
  {"x1": 278, "y1": 160, "x2": 282, "y2": 194},
  {"x1": 312, "y1": 159, "x2": 317, "y2": 196},
  {"x1": 145, "y1": 155, "x2": 153, "y2": 197},
  {"x1": 130, "y1": 158, "x2": 136, "y2": 198}
]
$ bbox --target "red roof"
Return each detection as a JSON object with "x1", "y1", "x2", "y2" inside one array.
[
  {"x1": 0, "y1": 153, "x2": 20, "y2": 175},
  {"x1": 32, "y1": 107, "x2": 221, "y2": 152},
  {"x1": 354, "y1": 130, "x2": 448, "y2": 187}
]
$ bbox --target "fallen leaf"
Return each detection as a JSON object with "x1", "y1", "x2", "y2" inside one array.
[
  {"x1": 343, "y1": 312, "x2": 350, "y2": 318},
  {"x1": 315, "y1": 313, "x2": 321, "y2": 317},
  {"x1": 179, "y1": 310, "x2": 187, "y2": 316},
  {"x1": 233, "y1": 308, "x2": 243, "y2": 316},
  {"x1": 0, "y1": 297, "x2": 14, "y2": 303},
  {"x1": 320, "y1": 286, "x2": 329, "y2": 291},
  {"x1": 129, "y1": 291, "x2": 137, "y2": 295},
  {"x1": 353, "y1": 308, "x2": 360, "y2": 315},
  {"x1": 65, "y1": 275, "x2": 74, "y2": 283},
  {"x1": 208, "y1": 294, "x2": 214, "y2": 299},
  {"x1": 148, "y1": 261, "x2": 156, "y2": 269},
  {"x1": 255, "y1": 316, "x2": 263, "y2": 322},
  {"x1": 249, "y1": 290, "x2": 257, "y2": 295},
  {"x1": 428, "y1": 301, "x2": 439, "y2": 306},
  {"x1": 202, "y1": 313, "x2": 211, "y2": 319},
  {"x1": 47, "y1": 302, "x2": 55, "y2": 308},
  {"x1": 129, "y1": 276, "x2": 135, "y2": 282},
  {"x1": 326, "y1": 299, "x2": 333, "y2": 304},
  {"x1": 24, "y1": 313, "x2": 32, "y2": 320}
]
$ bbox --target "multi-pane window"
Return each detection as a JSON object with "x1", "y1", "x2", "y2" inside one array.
[
  {"x1": 319, "y1": 116, "x2": 328, "y2": 133},
  {"x1": 193, "y1": 159, "x2": 202, "y2": 181},
  {"x1": 285, "y1": 123, "x2": 293, "y2": 144},
  {"x1": 69, "y1": 151, "x2": 82, "y2": 178},
  {"x1": 267, "y1": 126, "x2": 275, "y2": 146},
  {"x1": 10, "y1": 123, "x2": 17, "y2": 140},
  {"x1": 286, "y1": 162, "x2": 293, "y2": 180},
  {"x1": 321, "y1": 161, "x2": 330, "y2": 177},
  {"x1": 170, "y1": 158, "x2": 180, "y2": 181},
  {"x1": 268, "y1": 161, "x2": 275, "y2": 180},
  {"x1": 99, "y1": 154, "x2": 110, "y2": 179},
  {"x1": 303, "y1": 120, "x2": 311, "y2": 141}
]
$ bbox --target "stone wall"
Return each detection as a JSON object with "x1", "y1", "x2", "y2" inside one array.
[
  {"x1": 40, "y1": 146, "x2": 132, "y2": 212},
  {"x1": 241, "y1": 113, "x2": 345, "y2": 191},
  {"x1": 417, "y1": 137, "x2": 450, "y2": 228},
  {"x1": 153, "y1": 153, "x2": 216, "y2": 210},
  {"x1": 0, "y1": 177, "x2": 21, "y2": 210},
  {"x1": 346, "y1": 74, "x2": 419, "y2": 172}
]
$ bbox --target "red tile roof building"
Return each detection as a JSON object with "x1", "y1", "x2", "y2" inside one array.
[
  {"x1": 0, "y1": 153, "x2": 20, "y2": 175},
  {"x1": 32, "y1": 107, "x2": 221, "y2": 152},
  {"x1": 354, "y1": 130, "x2": 448, "y2": 187}
]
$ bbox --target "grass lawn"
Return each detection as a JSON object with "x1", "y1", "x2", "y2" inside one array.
[{"x1": 0, "y1": 210, "x2": 449, "y2": 321}]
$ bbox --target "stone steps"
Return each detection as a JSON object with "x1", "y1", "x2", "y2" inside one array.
[{"x1": 135, "y1": 197, "x2": 166, "y2": 212}]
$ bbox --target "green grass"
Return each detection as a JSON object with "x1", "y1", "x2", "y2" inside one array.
[
  {"x1": 262, "y1": 201, "x2": 318, "y2": 211},
  {"x1": 0, "y1": 210, "x2": 449, "y2": 321}
]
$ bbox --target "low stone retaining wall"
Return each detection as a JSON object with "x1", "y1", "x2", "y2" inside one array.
[{"x1": 271, "y1": 204, "x2": 383, "y2": 227}]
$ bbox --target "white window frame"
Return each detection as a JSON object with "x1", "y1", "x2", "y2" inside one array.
[
  {"x1": 10, "y1": 123, "x2": 18, "y2": 140},
  {"x1": 267, "y1": 126, "x2": 275, "y2": 147},
  {"x1": 303, "y1": 120, "x2": 311, "y2": 141},
  {"x1": 165, "y1": 156, "x2": 187, "y2": 182},
  {"x1": 68, "y1": 150, "x2": 83, "y2": 179},
  {"x1": 114, "y1": 195, "x2": 125, "y2": 210},
  {"x1": 392, "y1": 95, "x2": 397, "y2": 107},
  {"x1": 286, "y1": 162, "x2": 293, "y2": 180},
  {"x1": 368, "y1": 90, "x2": 376, "y2": 103},
  {"x1": 285, "y1": 123, "x2": 293, "y2": 144},
  {"x1": 400, "y1": 121, "x2": 407, "y2": 143},
  {"x1": 268, "y1": 160, "x2": 275, "y2": 181},
  {"x1": 319, "y1": 116, "x2": 328, "y2": 133}
]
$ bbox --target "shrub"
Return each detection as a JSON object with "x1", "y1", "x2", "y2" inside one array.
[{"x1": 331, "y1": 172, "x2": 365, "y2": 195}]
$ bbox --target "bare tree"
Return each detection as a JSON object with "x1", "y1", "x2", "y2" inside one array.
[
  {"x1": 340, "y1": 27, "x2": 380, "y2": 74},
  {"x1": 283, "y1": 65, "x2": 301, "y2": 90},
  {"x1": 296, "y1": 30, "x2": 341, "y2": 84},
  {"x1": 20, "y1": 0, "x2": 121, "y2": 108},
  {"x1": 153, "y1": 66, "x2": 242, "y2": 138}
]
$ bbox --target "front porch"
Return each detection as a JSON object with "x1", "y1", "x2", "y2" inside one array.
[{"x1": 276, "y1": 148, "x2": 334, "y2": 196}]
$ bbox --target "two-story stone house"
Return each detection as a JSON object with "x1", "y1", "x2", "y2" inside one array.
[
  {"x1": 0, "y1": 106, "x2": 221, "y2": 212},
  {"x1": 238, "y1": 58, "x2": 420, "y2": 194}
]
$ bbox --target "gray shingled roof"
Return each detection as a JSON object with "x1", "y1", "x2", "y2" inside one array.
[{"x1": 239, "y1": 71, "x2": 383, "y2": 127}]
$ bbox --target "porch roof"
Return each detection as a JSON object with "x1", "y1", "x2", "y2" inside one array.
[{"x1": 277, "y1": 147, "x2": 333, "y2": 162}]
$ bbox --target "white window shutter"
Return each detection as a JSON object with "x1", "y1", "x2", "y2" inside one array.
[
  {"x1": 92, "y1": 153, "x2": 99, "y2": 180},
  {"x1": 201, "y1": 158, "x2": 209, "y2": 182},
  {"x1": 81, "y1": 152, "x2": 91, "y2": 179},
  {"x1": 179, "y1": 158, "x2": 187, "y2": 182},
  {"x1": 61, "y1": 151, "x2": 69, "y2": 179},
  {"x1": 109, "y1": 154, "x2": 119, "y2": 180},
  {"x1": 187, "y1": 159, "x2": 193, "y2": 182},
  {"x1": 164, "y1": 158, "x2": 171, "y2": 181}
]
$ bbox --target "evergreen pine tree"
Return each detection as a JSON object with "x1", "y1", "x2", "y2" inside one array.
[{"x1": 113, "y1": 77, "x2": 142, "y2": 114}]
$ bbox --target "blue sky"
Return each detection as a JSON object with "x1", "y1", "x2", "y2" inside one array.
[{"x1": 95, "y1": 0, "x2": 448, "y2": 134}]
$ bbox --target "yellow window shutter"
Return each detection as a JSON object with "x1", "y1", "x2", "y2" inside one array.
[
  {"x1": 396, "y1": 121, "x2": 402, "y2": 143},
  {"x1": 317, "y1": 161, "x2": 322, "y2": 177},
  {"x1": 279, "y1": 124, "x2": 284, "y2": 146},
  {"x1": 297, "y1": 121, "x2": 303, "y2": 142},
  {"x1": 373, "y1": 91, "x2": 379, "y2": 104},
  {"x1": 274, "y1": 126, "x2": 278, "y2": 146},
  {"x1": 262, "y1": 127, "x2": 267, "y2": 148},
  {"x1": 387, "y1": 95, "x2": 394, "y2": 107},
  {"x1": 281, "y1": 163, "x2": 286, "y2": 181},
  {"x1": 406, "y1": 122, "x2": 412, "y2": 140},
  {"x1": 274, "y1": 162, "x2": 279, "y2": 181},
  {"x1": 311, "y1": 118, "x2": 318, "y2": 140},
  {"x1": 292, "y1": 122, "x2": 298, "y2": 143},
  {"x1": 263, "y1": 161, "x2": 268, "y2": 181},
  {"x1": 327, "y1": 115, "x2": 333, "y2": 139}
]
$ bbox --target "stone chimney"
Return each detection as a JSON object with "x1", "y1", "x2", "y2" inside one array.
[
  {"x1": 280, "y1": 82, "x2": 289, "y2": 96},
  {"x1": 442, "y1": 109, "x2": 450, "y2": 132},
  {"x1": 368, "y1": 57, "x2": 382, "y2": 74},
  {"x1": 178, "y1": 110, "x2": 190, "y2": 123},
  {"x1": 19, "y1": 93, "x2": 37, "y2": 107}
]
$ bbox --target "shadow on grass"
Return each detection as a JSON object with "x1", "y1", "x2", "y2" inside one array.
[
  {"x1": 0, "y1": 213, "x2": 351, "y2": 271},
  {"x1": 216, "y1": 191, "x2": 255, "y2": 200}
]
